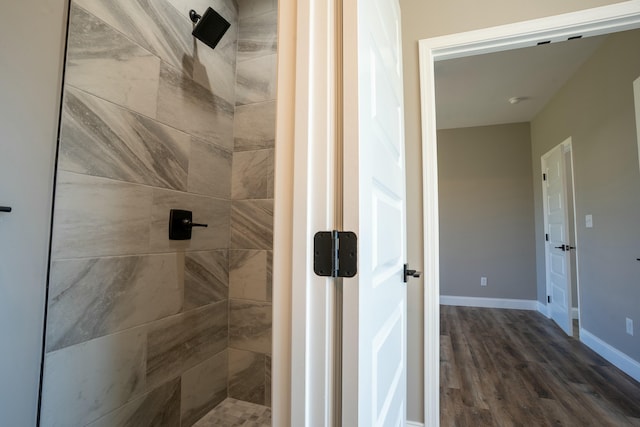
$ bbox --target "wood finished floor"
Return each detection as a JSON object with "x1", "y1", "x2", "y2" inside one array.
[{"x1": 440, "y1": 306, "x2": 640, "y2": 427}]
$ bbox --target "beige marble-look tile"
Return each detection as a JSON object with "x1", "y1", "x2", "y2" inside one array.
[
  {"x1": 146, "y1": 301, "x2": 228, "y2": 389},
  {"x1": 150, "y1": 188, "x2": 230, "y2": 252},
  {"x1": 181, "y1": 351, "x2": 228, "y2": 427},
  {"x1": 40, "y1": 327, "x2": 147, "y2": 427},
  {"x1": 193, "y1": 398, "x2": 271, "y2": 426},
  {"x1": 229, "y1": 299, "x2": 271, "y2": 353},
  {"x1": 86, "y1": 378, "x2": 181, "y2": 427},
  {"x1": 238, "y1": 0, "x2": 276, "y2": 19},
  {"x1": 233, "y1": 101, "x2": 276, "y2": 151},
  {"x1": 229, "y1": 250, "x2": 269, "y2": 301},
  {"x1": 47, "y1": 253, "x2": 183, "y2": 352},
  {"x1": 231, "y1": 149, "x2": 273, "y2": 200},
  {"x1": 228, "y1": 349, "x2": 265, "y2": 405},
  {"x1": 230, "y1": 199, "x2": 273, "y2": 249},
  {"x1": 187, "y1": 137, "x2": 232, "y2": 198},
  {"x1": 265, "y1": 354, "x2": 272, "y2": 407},
  {"x1": 157, "y1": 62, "x2": 234, "y2": 150},
  {"x1": 51, "y1": 172, "x2": 152, "y2": 259},
  {"x1": 60, "y1": 87, "x2": 190, "y2": 191},
  {"x1": 237, "y1": 10, "x2": 277, "y2": 62},
  {"x1": 75, "y1": 0, "x2": 195, "y2": 77},
  {"x1": 235, "y1": 54, "x2": 277, "y2": 106},
  {"x1": 184, "y1": 250, "x2": 228, "y2": 310},
  {"x1": 66, "y1": 5, "x2": 161, "y2": 118}
]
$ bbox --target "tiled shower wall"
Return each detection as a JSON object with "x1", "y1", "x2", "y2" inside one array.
[
  {"x1": 41, "y1": 0, "x2": 239, "y2": 425},
  {"x1": 228, "y1": 0, "x2": 277, "y2": 407}
]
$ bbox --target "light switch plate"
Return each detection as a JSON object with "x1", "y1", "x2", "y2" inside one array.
[{"x1": 585, "y1": 214, "x2": 593, "y2": 228}]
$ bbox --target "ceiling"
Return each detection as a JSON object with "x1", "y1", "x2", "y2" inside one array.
[{"x1": 434, "y1": 35, "x2": 607, "y2": 130}]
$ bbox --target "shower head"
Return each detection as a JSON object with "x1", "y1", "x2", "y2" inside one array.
[{"x1": 189, "y1": 8, "x2": 230, "y2": 50}]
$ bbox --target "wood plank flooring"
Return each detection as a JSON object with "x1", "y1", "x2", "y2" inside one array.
[{"x1": 440, "y1": 306, "x2": 640, "y2": 427}]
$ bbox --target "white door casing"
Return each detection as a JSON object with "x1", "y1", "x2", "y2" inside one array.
[
  {"x1": 542, "y1": 141, "x2": 574, "y2": 336},
  {"x1": 343, "y1": 0, "x2": 408, "y2": 425},
  {"x1": 634, "y1": 76, "x2": 640, "y2": 173}
]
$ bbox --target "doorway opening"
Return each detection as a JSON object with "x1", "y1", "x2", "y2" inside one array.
[{"x1": 419, "y1": 3, "x2": 640, "y2": 425}]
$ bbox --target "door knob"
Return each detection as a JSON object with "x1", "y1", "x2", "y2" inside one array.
[
  {"x1": 0, "y1": 206, "x2": 11, "y2": 212},
  {"x1": 554, "y1": 245, "x2": 567, "y2": 251},
  {"x1": 403, "y1": 264, "x2": 421, "y2": 283}
]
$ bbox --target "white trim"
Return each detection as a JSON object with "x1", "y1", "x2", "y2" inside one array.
[
  {"x1": 634, "y1": 76, "x2": 640, "y2": 173},
  {"x1": 580, "y1": 329, "x2": 640, "y2": 383},
  {"x1": 286, "y1": 0, "x2": 338, "y2": 424},
  {"x1": 271, "y1": 0, "x2": 296, "y2": 424},
  {"x1": 419, "y1": 4, "x2": 640, "y2": 426},
  {"x1": 537, "y1": 301, "x2": 551, "y2": 318},
  {"x1": 407, "y1": 421, "x2": 425, "y2": 427},
  {"x1": 440, "y1": 296, "x2": 538, "y2": 311},
  {"x1": 572, "y1": 307, "x2": 579, "y2": 320}
]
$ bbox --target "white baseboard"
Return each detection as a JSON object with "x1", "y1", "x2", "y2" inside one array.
[
  {"x1": 537, "y1": 301, "x2": 550, "y2": 318},
  {"x1": 536, "y1": 303, "x2": 578, "y2": 320},
  {"x1": 406, "y1": 422, "x2": 425, "y2": 427},
  {"x1": 440, "y1": 295, "x2": 538, "y2": 311},
  {"x1": 580, "y1": 328, "x2": 640, "y2": 383}
]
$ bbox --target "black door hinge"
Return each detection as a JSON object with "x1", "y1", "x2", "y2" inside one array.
[
  {"x1": 547, "y1": 296, "x2": 551, "y2": 303},
  {"x1": 543, "y1": 173, "x2": 547, "y2": 181},
  {"x1": 314, "y1": 231, "x2": 357, "y2": 278},
  {"x1": 545, "y1": 233, "x2": 549, "y2": 241}
]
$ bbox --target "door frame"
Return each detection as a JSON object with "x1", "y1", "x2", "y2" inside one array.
[
  {"x1": 540, "y1": 138, "x2": 580, "y2": 335},
  {"x1": 418, "y1": 2, "x2": 640, "y2": 426},
  {"x1": 273, "y1": 0, "x2": 340, "y2": 425}
]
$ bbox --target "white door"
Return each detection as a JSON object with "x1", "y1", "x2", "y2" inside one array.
[
  {"x1": 0, "y1": 2, "x2": 66, "y2": 425},
  {"x1": 342, "y1": 0, "x2": 408, "y2": 425},
  {"x1": 542, "y1": 141, "x2": 573, "y2": 336}
]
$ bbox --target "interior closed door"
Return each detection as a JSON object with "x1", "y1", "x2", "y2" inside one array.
[
  {"x1": 542, "y1": 141, "x2": 573, "y2": 336},
  {"x1": 342, "y1": 0, "x2": 408, "y2": 424}
]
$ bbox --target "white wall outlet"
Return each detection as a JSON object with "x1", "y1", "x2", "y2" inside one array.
[
  {"x1": 627, "y1": 318, "x2": 634, "y2": 336},
  {"x1": 585, "y1": 214, "x2": 593, "y2": 228},
  {"x1": 481, "y1": 277, "x2": 487, "y2": 287}
]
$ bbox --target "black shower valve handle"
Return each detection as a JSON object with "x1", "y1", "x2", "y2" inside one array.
[
  {"x1": 181, "y1": 218, "x2": 208, "y2": 228},
  {"x1": 189, "y1": 10, "x2": 202, "y2": 23}
]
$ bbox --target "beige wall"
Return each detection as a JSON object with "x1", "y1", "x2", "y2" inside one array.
[
  {"x1": 438, "y1": 123, "x2": 536, "y2": 300},
  {"x1": 531, "y1": 29, "x2": 640, "y2": 362},
  {"x1": 398, "y1": 0, "x2": 627, "y2": 422}
]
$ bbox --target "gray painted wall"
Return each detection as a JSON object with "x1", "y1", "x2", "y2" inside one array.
[
  {"x1": 531, "y1": 29, "x2": 640, "y2": 361},
  {"x1": 438, "y1": 123, "x2": 537, "y2": 300},
  {"x1": 0, "y1": 1, "x2": 67, "y2": 425}
]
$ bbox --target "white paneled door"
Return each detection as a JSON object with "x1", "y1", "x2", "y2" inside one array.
[
  {"x1": 542, "y1": 140, "x2": 574, "y2": 336},
  {"x1": 342, "y1": 0, "x2": 408, "y2": 424}
]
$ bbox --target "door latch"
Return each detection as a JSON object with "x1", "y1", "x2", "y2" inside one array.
[
  {"x1": 313, "y1": 231, "x2": 357, "y2": 278},
  {"x1": 404, "y1": 264, "x2": 421, "y2": 282}
]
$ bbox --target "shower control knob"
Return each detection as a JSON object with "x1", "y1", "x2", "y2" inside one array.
[
  {"x1": 181, "y1": 218, "x2": 208, "y2": 228},
  {"x1": 169, "y1": 209, "x2": 207, "y2": 240}
]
